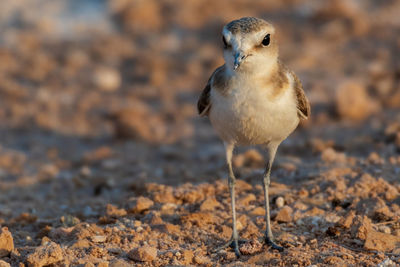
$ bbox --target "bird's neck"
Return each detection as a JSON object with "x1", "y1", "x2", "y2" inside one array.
[{"x1": 229, "y1": 58, "x2": 279, "y2": 81}]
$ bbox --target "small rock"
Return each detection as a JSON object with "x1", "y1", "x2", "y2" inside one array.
[
  {"x1": 350, "y1": 215, "x2": 372, "y2": 240},
  {"x1": 238, "y1": 193, "x2": 256, "y2": 206},
  {"x1": 91, "y1": 235, "x2": 106, "y2": 243},
  {"x1": 373, "y1": 205, "x2": 395, "y2": 222},
  {"x1": 110, "y1": 106, "x2": 167, "y2": 142},
  {"x1": 242, "y1": 149, "x2": 264, "y2": 167},
  {"x1": 106, "y1": 204, "x2": 127, "y2": 218},
  {"x1": 275, "y1": 197, "x2": 284, "y2": 208},
  {"x1": 153, "y1": 223, "x2": 180, "y2": 235},
  {"x1": 250, "y1": 207, "x2": 265, "y2": 216},
  {"x1": 321, "y1": 148, "x2": 346, "y2": 163},
  {"x1": 93, "y1": 66, "x2": 121, "y2": 91},
  {"x1": 181, "y1": 212, "x2": 220, "y2": 227},
  {"x1": 378, "y1": 226, "x2": 391, "y2": 234},
  {"x1": 293, "y1": 201, "x2": 308, "y2": 211},
  {"x1": 0, "y1": 260, "x2": 10, "y2": 267},
  {"x1": 60, "y1": 215, "x2": 80, "y2": 227},
  {"x1": 377, "y1": 258, "x2": 396, "y2": 267},
  {"x1": 130, "y1": 197, "x2": 154, "y2": 213},
  {"x1": 364, "y1": 230, "x2": 400, "y2": 252},
  {"x1": 27, "y1": 241, "x2": 63, "y2": 267},
  {"x1": 233, "y1": 154, "x2": 245, "y2": 168},
  {"x1": 324, "y1": 256, "x2": 343, "y2": 265},
  {"x1": 97, "y1": 262, "x2": 109, "y2": 267},
  {"x1": 199, "y1": 197, "x2": 221, "y2": 211},
  {"x1": 337, "y1": 211, "x2": 355, "y2": 229},
  {"x1": 236, "y1": 219, "x2": 244, "y2": 231},
  {"x1": 0, "y1": 227, "x2": 13, "y2": 258},
  {"x1": 305, "y1": 207, "x2": 325, "y2": 216},
  {"x1": 394, "y1": 229, "x2": 400, "y2": 237},
  {"x1": 128, "y1": 246, "x2": 157, "y2": 262},
  {"x1": 109, "y1": 259, "x2": 131, "y2": 267},
  {"x1": 193, "y1": 255, "x2": 209, "y2": 264},
  {"x1": 275, "y1": 206, "x2": 293, "y2": 223},
  {"x1": 160, "y1": 203, "x2": 177, "y2": 214},
  {"x1": 367, "y1": 152, "x2": 384, "y2": 165},
  {"x1": 235, "y1": 180, "x2": 253, "y2": 191},
  {"x1": 181, "y1": 250, "x2": 194, "y2": 265},
  {"x1": 335, "y1": 80, "x2": 380, "y2": 121}
]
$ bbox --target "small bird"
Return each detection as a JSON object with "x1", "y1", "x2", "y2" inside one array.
[{"x1": 197, "y1": 17, "x2": 310, "y2": 257}]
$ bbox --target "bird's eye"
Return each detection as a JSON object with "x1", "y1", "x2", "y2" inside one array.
[
  {"x1": 262, "y1": 34, "x2": 270, "y2": 46},
  {"x1": 222, "y1": 36, "x2": 229, "y2": 48}
]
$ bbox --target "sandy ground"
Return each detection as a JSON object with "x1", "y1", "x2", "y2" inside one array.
[{"x1": 0, "y1": 0, "x2": 400, "y2": 266}]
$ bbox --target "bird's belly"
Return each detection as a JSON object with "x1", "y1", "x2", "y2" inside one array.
[{"x1": 209, "y1": 87, "x2": 299, "y2": 145}]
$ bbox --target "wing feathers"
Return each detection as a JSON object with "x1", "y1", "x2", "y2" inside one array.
[
  {"x1": 197, "y1": 66, "x2": 225, "y2": 116},
  {"x1": 292, "y1": 72, "x2": 310, "y2": 120}
]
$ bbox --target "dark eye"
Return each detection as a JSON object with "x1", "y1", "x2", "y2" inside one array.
[
  {"x1": 262, "y1": 34, "x2": 270, "y2": 46},
  {"x1": 222, "y1": 36, "x2": 228, "y2": 48}
]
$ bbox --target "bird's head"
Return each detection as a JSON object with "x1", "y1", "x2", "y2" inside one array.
[{"x1": 222, "y1": 17, "x2": 278, "y2": 74}]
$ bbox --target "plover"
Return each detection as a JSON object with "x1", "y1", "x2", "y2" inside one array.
[{"x1": 198, "y1": 17, "x2": 310, "y2": 257}]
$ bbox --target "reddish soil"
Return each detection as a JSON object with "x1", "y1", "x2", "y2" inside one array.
[{"x1": 0, "y1": 0, "x2": 400, "y2": 266}]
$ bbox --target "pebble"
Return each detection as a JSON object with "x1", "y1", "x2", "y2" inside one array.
[
  {"x1": 199, "y1": 197, "x2": 221, "y2": 211},
  {"x1": 377, "y1": 258, "x2": 396, "y2": 267},
  {"x1": 193, "y1": 255, "x2": 209, "y2": 264},
  {"x1": 238, "y1": 193, "x2": 256, "y2": 206},
  {"x1": 131, "y1": 197, "x2": 154, "y2": 213},
  {"x1": 0, "y1": 227, "x2": 14, "y2": 258},
  {"x1": 321, "y1": 147, "x2": 346, "y2": 163},
  {"x1": 93, "y1": 66, "x2": 121, "y2": 92},
  {"x1": 128, "y1": 246, "x2": 157, "y2": 262},
  {"x1": 27, "y1": 241, "x2": 63, "y2": 267},
  {"x1": 106, "y1": 204, "x2": 127, "y2": 218},
  {"x1": 275, "y1": 206, "x2": 293, "y2": 223},
  {"x1": 364, "y1": 229, "x2": 400, "y2": 252},
  {"x1": 250, "y1": 207, "x2": 265, "y2": 216},
  {"x1": 109, "y1": 259, "x2": 131, "y2": 267},
  {"x1": 275, "y1": 196, "x2": 285, "y2": 208},
  {"x1": 0, "y1": 261, "x2": 10, "y2": 267},
  {"x1": 335, "y1": 80, "x2": 380, "y2": 121},
  {"x1": 91, "y1": 235, "x2": 107, "y2": 243},
  {"x1": 378, "y1": 225, "x2": 391, "y2": 234}
]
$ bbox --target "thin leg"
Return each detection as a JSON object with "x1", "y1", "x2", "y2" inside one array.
[
  {"x1": 263, "y1": 143, "x2": 284, "y2": 252},
  {"x1": 213, "y1": 142, "x2": 241, "y2": 257}
]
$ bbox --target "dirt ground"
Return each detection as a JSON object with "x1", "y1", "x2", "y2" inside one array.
[{"x1": 0, "y1": 0, "x2": 400, "y2": 266}]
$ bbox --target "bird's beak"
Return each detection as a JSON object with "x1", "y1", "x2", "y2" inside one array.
[{"x1": 233, "y1": 52, "x2": 247, "y2": 70}]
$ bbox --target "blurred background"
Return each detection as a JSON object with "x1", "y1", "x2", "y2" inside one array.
[{"x1": 0, "y1": 0, "x2": 400, "y2": 265}]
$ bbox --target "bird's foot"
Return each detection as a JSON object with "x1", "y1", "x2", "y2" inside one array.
[
  {"x1": 212, "y1": 238, "x2": 247, "y2": 258},
  {"x1": 265, "y1": 236, "x2": 284, "y2": 252}
]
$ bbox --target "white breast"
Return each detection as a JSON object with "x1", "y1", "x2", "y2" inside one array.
[{"x1": 209, "y1": 73, "x2": 299, "y2": 146}]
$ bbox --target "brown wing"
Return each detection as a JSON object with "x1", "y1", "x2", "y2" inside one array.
[
  {"x1": 197, "y1": 78, "x2": 211, "y2": 116},
  {"x1": 197, "y1": 66, "x2": 225, "y2": 116},
  {"x1": 292, "y1": 73, "x2": 310, "y2": 120}
]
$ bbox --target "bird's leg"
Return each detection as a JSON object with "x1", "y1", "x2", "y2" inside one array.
[
  {"x1": 263, "y1": 144, "x2": 284, "y2": 252},
  {"x1": 212, "y1": 142, "x2": 241, "y2": 258}
]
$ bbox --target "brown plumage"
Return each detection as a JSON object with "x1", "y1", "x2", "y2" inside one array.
[
  {"x1": 292, "y1": 71, "x2": 310, "y2": 119},
  {"x1": 197, "y1": 63, "x2": 310, "y2": 120},
  {"x1": 226, "y1": 17, "x2": 270, "y2": 34}
]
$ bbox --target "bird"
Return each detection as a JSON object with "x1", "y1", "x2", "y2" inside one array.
[{"x1": 197, "y1": 17, "x2": 310, "y2": 257}]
